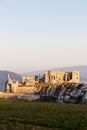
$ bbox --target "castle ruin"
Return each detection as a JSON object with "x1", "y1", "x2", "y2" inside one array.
[{"x1": 5, "y1": 70, "x2": 80, "y2": 94}]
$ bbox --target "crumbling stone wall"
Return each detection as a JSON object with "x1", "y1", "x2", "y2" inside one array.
[{"x1": 44, "y1": 70, "x2": 80, "y2": 85}]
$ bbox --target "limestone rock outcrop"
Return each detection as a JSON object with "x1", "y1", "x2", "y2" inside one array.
[{"x1": 37, "y1": 83, "x2": 87, "y2": 104}]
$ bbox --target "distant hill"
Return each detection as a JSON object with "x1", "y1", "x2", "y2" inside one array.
[
  {"x1": 0, "y1": 71, "x2": 21, "y2": 91},
  {"x1": 22, "y1": 65, "x2": 87, "y2": 82}
]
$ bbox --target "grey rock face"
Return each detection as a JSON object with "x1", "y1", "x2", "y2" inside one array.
[
  {"x1": 37, "y1": 83, "x2": 87, "y2": 104},
  {"x1": 17, "y1": 94, "x2": 40, "y2": 101}
]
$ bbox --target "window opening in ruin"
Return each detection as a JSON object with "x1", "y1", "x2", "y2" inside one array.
[
  {"x1": 9, "y1": 84, "x2": 11, "y2": 92},
  {"x1": 35, "y1": 76, "x2": 38, "y2": 81},
  {"x1": 63, "y1": 72, "x2": 72, "y2": 81},
  {"x1": 54, "y1": 76, "x2": 55, "y2": 80}
]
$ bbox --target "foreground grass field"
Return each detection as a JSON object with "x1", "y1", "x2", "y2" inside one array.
[{"x1": 0, "y1": 100, "x2": 87, "y2": 130}]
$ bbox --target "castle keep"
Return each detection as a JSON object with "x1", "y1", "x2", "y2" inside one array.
[
  {"x1": 44, "y1": 70, "x2": 79, "y2": 84},
  {"x1": 5, "y1": 70, "x2": 80, "y2": 94}
]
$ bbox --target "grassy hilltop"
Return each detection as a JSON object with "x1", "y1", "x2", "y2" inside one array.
[{"x1": 0, "y1": 100, "x2": 87, "y2": 130}]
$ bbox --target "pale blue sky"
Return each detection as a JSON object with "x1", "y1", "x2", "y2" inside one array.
[{"x1": 0, "y1": 0, "x2": 87, "y2": 73}]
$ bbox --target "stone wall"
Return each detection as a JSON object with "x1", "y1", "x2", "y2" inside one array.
[
  {"x1": 44, "y1": 70, "x2": 80, "y2": 85},
  {"x1": 21, "y1": 76, "x2": 35, "y2": 86},
  {"x1": 16, "y1": 86, "x2": 35, "y2": 94}
]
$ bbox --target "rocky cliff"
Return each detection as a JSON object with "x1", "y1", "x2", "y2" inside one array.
[{"x1": 37, "y1": 83, "x2": 87, "y2": 104}]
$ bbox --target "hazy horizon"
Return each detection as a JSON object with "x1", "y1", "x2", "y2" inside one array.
[
  {"x1": 0, "y1": 65, "x2": 87, "y2": 74},
  {"x1": 0, "y1": 0, "x2": 87, "y2": 73}
]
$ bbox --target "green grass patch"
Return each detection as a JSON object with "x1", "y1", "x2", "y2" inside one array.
[{"x1": 0, "y1": 100, "x2": 87, "y2": 130}]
